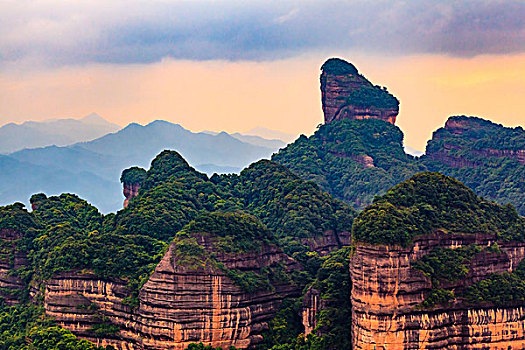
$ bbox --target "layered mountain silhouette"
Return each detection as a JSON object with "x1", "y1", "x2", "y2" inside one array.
[
  {"x1": 0, "y1": 113, "x2": 120, "y2": 154},
  {"x1": 0, "y1": 120, "x2": 285, "y2": 213}
]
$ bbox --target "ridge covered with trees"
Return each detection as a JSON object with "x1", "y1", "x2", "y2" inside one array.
[
  {"x1": 272, "y1": 116, "x2": 525, "y2": 216},
  {"x1": 352, "y1": 172, "x2": 525, "y2": 246},
  {"x1": 0, "y1": 150, "x2": 356, "y2": 349},
  {"x1": 272, "y1": 118, "x2": 425, "y2": 210}
]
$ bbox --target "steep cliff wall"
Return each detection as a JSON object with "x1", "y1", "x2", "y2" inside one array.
[
  {"x1": 320, "y1": 58, "x2": 399, "y2": 125},
  {"x1": 123, "y1": 182, "x2": 141, "y2": 208},
  {"x1": 44, "y1": 234, "x2": 300, "y2": 349},
  {"x1": 351, "y1": 232, "x2": 525, "y2": 349},
  {"x1": 0, "y1": 228, "x2": 29, "y2": 304},
  {"x1": 427, "y1": 116, "x2": 525, "y2": 167}
]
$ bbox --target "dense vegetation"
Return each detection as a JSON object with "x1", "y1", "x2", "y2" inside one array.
[
  {"x1": 273, "y1": 116, "x2": 524, "y2": 217},
  {"x1": 272, "y1": 118, "x2": 426, "y2": 210},
  {"x1": 464, "y1": 259, "x2": 525, "y2": 306},
  {"x1": 423, "y1": 115, "x2": 525, "y2": 215},
  {"x1": 413, "y1": 245, "x2": 484, "y2": 285},
  {"x1": 353, "y1": 172, "x2": 525, "y2": 246},
  {"x1": 346, "y1": 85, "x2": 399, "y2": 109},
  {"x1": 320, "y1": 58, "x2": 358, "y2": 75},
  {"x1": 0, "y1": 304, "x2": 114, "y2": 349},
  {"x1": 412, "y1": 245, "x2": 485, "y2": 307},
  {"x1": 0, "y1": 149, "x2": 356, "y2": 349},
  {"x1": 120, "y1": 166, "x2": 146, "y2": 184},
  {"x1": 261, "y1": 247, "x2": 353, "y2": 350},
  {"x1": 412, "y1": 244, "x2": 525, "y2": 308}
]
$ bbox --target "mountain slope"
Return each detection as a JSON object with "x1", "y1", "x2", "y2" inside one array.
[
  {"x1": 0, "y1": 155, "x2": 121, "y2": 213},
  {"x1": 77, "y1": 120, "x2": 275, "y2": 169},
  {"x1": 272, "y1": 118, "x2": 426, "y2": 209},
  {"x1": 421, "y1": 115, "x2": 525, "y2": 214},
  {"x1": 0, "y1": 149, "x2": 356, "y2": 349}
]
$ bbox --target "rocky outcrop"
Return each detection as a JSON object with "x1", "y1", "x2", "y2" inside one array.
[
  {"x1": 427, "y1": 116, "x2": 525, "y2": 167},
  {"x1": 0, "y1": 228, "x2": 29, "y2": 304},
  {"x1": 302, "y1": 230, "x2": 352, "y2": 256},
  {"x1": 320, "y1": 58, "x2": 398, "y2": 125},
  {"x1": 302, "y1": 288, "x2": 322, "y2": 336},
  {"x1": 351, "y1": 232, "x2": 525, "y2": 349},
  {"x1": 123, "y1": 182, "x2": 141, "y2": 208},
  {"x1": 44, "y1": 235, "x2": 300, "y2": 349}
]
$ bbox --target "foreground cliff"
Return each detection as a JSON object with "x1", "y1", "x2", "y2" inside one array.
[
  {"x1": 351, "y1": 173, "x2": 525, "y2": 349},
  {"x1": 45, "y1": 212, "x2": 300, "y2": 349},
  {"x1": 0, "y1": 150, "x2": 355, "y2": 349}
]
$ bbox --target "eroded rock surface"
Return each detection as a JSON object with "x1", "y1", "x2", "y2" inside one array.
[
  {"x1": 320, "y1": 58, "x2": 399, "y2": 125},
  {"x1": 45, "y1": 233, "x2": 300, "y2": 349},
  {"x1": 351, "y1": 232, "x2": 525, "y2": 349}
]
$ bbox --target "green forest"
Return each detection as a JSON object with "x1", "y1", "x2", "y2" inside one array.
[
  {"x1": 0, "y1": 150, "x2": 356, "y2": 349},
  {"x1": 272, "y1": 116, "x2": 525, "y2": 216},
  {"x1": 0, "y1": 114, "x2": 523, "y2": 349}
]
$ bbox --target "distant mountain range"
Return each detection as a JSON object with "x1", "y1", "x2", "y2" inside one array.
[
  {"x1": 202, "y1": 130, "x2": 286, "y2": 149},
  {"x1": 0, "y1": 113, "x2": 120, "y2": 154},
  {"x1": 0, "y1": 119, "x2": 289, "y2": 213},
  {"x1": 244, "y1": 126, "x2": 297, "y2": 143}
]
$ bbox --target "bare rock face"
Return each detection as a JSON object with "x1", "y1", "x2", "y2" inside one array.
[
  {"x1": 320, "y1": 58, "x2": 399, "y2": 125},
  {"x1": 302, "y1": 230, "x2": 352, "y2": 256},
  {"x1": 427, "y1": 116, "x2": 525, "y2": 167},
  {"x1": 44, "y1": 232, "x2": 300, "y2": 349},
  {"x1": 351, "y1": 232, "x2": 525, "y2": 349},
  {"x1": 123, "y1": 182, "x2": 141, "y2": 208},
  {"x1": 302, "y1": 287, "x2": 321, "y2": 336},
  {"x1": 0, "y1": 228, "x2": 29, "y2": 304}
]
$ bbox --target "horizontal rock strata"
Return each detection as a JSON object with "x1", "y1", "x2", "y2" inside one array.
[
  {"x1": 44, "y1": 236, "x2": 300, "y2": 349},
  {"x1": 351, "y1": 232, "x2": 525, "y2": 349},
  {"x1": 320, "y1": 68, "x2": 398, "y2": 125}
]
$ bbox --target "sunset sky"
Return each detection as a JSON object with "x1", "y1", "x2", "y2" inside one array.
[{"x1": 1, "y1": 0, "x2": 524, "y2": 151}]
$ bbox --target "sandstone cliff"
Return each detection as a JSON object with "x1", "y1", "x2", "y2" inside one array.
[
  {"x1": 0, "y1": 228, "x2": 29, "y2": 304},
  {"x1": 351, "y1": 232, "x2": 525, "y2": 349},
  {"x1": 427, "y1": 116, "x2": 525, "y2": 167},
  {"x1": 320, "y1": 58, "x2": 399, "y2": 125},
  {"x1": 123, "y1": 182, "x2": 141, "y2": 208},
  {"x1": 44, "y1": 216, "x2": 300, "y2": 349}
]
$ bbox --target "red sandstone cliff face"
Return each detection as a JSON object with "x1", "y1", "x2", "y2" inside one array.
[
  {"x1": 320, "y1": 70, "x2": 398, "y2": 125},
  {"x1": 123, "y1": 183, "x2": 141, "y2": 208},
  {"x1": 44, "y1": 235, "x2": 300, "y2": 349},
  {"x1": 351, "y1": 232, "x2": 525, "y2": 349},
  {"x1": 428, "y1": 117, "x2": 525, "y2": 167},
  {"x1": 302, "y1": 230, "x2": 352, "y2": 256},
  {"x1": 0, "y1": 228, "x2": 29, "y2": 304}
]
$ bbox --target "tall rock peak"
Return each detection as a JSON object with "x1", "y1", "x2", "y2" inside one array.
[
  {"x1": 120, "y1": 166, "x2": 146, "y2": 208},
  {"x1": 320, "y1": 57, "x2": 399, "y2": 125}
]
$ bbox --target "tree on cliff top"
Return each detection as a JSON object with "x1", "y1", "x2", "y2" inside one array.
[
  {"x1": 321, "y1": 58, "x2": 358, "y2": 75},
  {"x1": 352, "y1": 172, "x2": 525, "y2": 246}
]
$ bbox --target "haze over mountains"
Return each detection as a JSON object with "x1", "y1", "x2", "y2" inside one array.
[
  {"x1": 0, "y1": 113, "x2": 120, "y2": 154},
  {"x1": 0, "y1": 117, "x2": 288, "y2": 213}
]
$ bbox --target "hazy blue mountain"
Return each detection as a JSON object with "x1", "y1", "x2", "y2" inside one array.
[
  {"x1": 0, "y1": 113, "x2": 120, "y2": 154},
  {"x1": 203, "y1": 130, "x2": 286, "y2": 149},
  {"x1": 0, "y1": 155, "x2": 121, "y2": 213},
  {"x1": 1, "y1": 120, "x2": 282, "y2": 213},
  {"x1": 244, "y1": 126, "x2": 297, "y2": 143},
  {"x1": 404, "y1": 145, "x2": 424, "y2": 157},
  {"x1": 194, "y1": 164, "x2": 242, "y2": 174}
]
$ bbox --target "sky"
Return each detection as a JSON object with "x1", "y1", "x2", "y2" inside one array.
[{"x1": 1, "y1": 0, "x2": 524, "y2": 151}]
